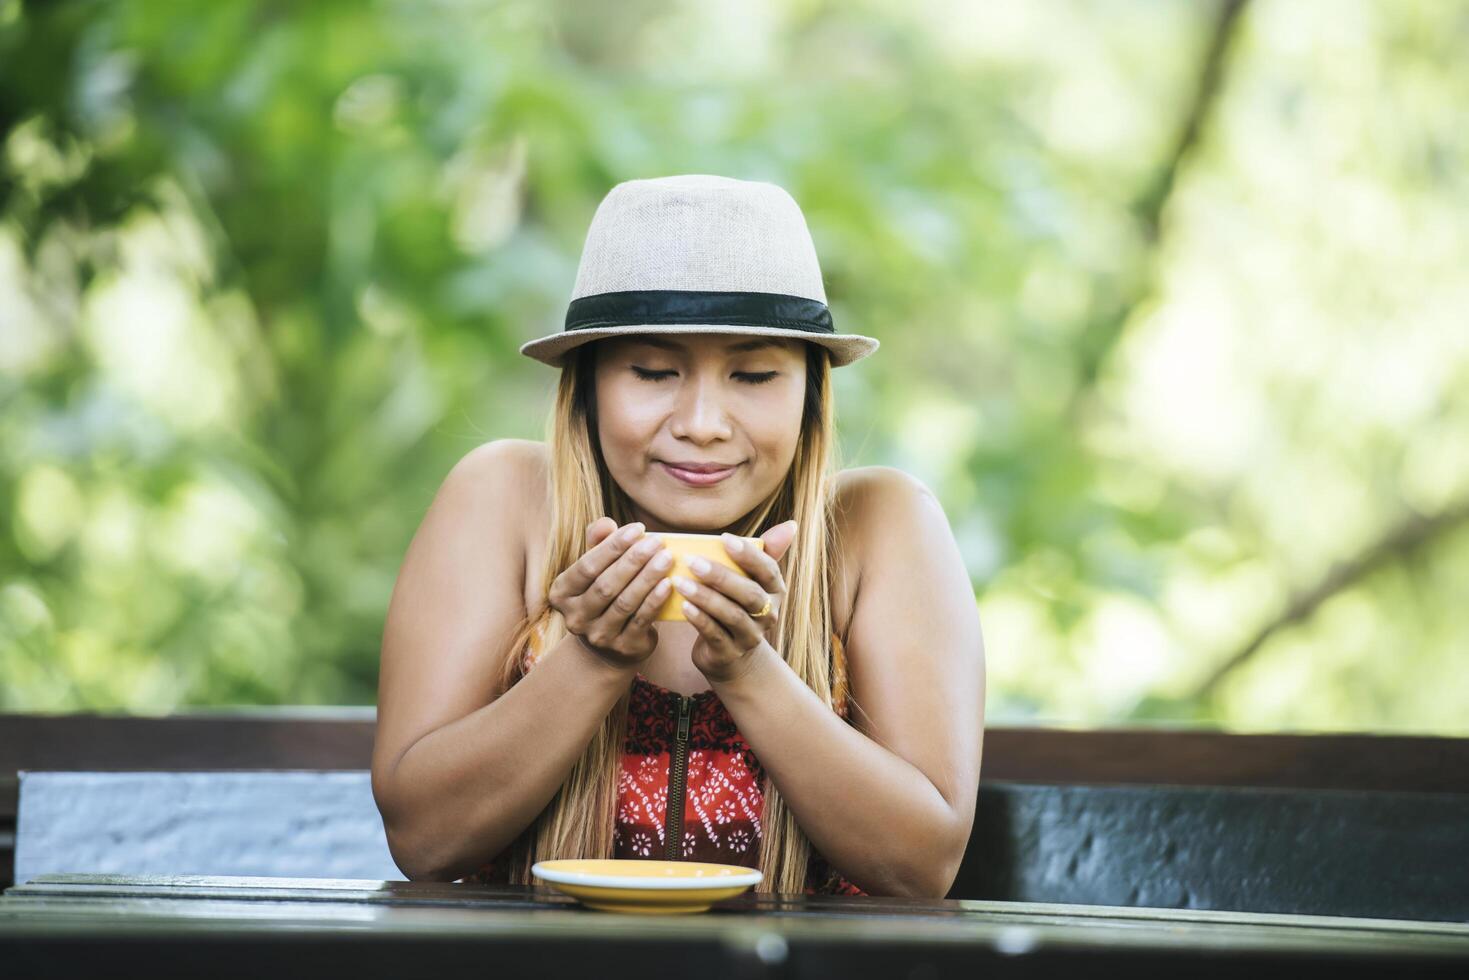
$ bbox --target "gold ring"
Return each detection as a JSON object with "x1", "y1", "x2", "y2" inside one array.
[{"x1": 752, "y1": 597, "x2": 773, "y2": 618}]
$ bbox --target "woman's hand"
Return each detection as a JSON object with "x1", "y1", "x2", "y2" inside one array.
[
  {"x1": 674, "y1": 520, "x2": 798, "y2": 684},
  {"x1": 549, "y1": 517, "x2": 673, "y2": 669}
]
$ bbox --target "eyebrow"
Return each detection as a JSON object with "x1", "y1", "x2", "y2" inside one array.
[{"x1": 628, "y1": 336, "x2": 784, "y2": 354}]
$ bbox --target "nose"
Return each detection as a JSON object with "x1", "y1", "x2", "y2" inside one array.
[{"x1": 669, "y1": 374, "x2": 734, "y2": 443}]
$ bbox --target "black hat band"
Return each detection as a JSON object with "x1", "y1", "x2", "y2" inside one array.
[{"x1": 564, "y1": 289, "x2": 834, "y2": 335}]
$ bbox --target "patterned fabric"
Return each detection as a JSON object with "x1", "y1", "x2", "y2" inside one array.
[{"x1": 465, "y1": 623, "x2": 867, "y2": 896}]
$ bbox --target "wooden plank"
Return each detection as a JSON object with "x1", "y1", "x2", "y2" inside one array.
[
  {"x1": 4, "y1": 874, "x2": 571, "y2": 909},
  {"x1": 2, "y1": 878, "x2": 1468, "y2": 966},
  {"x1": 0, "y1": 711, "x2": 376, "y2": 772},
  {"x1": 2, "y1": 711, "x2": 1466, "y2": 792},
  {"x1": 980, "y1": 727, "x2": 1469, "y2": 793},
  {"x1": 9, "y1": 873, "x2": 1469, "y2": 939}
]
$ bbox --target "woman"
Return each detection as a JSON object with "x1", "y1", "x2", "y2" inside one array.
[{"x1": 371, "y1": 175, "x2": 985, "y2": 897}]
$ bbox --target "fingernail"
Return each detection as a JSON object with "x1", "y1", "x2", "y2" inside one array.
[
  {"x1": 653, "y1": 550, "x2": 672, "y2": 570},
  {"x1": 673, "y1": 576, "x2": 697, "y2": 596},
  {"x1": 721, "y1": 532, "x2": 743, "y2": 553},
  {"x1": 689, "y1": 557, "x2": 711, "y2": 576},
  {"x1": 621, "y1": 522, "x2": 644, "y2": 543}
]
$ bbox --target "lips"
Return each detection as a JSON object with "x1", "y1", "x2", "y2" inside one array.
[{"x1": 660, "y1": 462, "x2": 739, "y2": 486}]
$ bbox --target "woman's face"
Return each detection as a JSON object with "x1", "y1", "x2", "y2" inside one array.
[{"x1": 593, "y1": 333, "x2": 808, "y2": 534}]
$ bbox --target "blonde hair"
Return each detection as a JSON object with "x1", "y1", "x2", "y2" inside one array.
[{"x1": 492, "y1": 339, "x2": 853, "y2": 894}]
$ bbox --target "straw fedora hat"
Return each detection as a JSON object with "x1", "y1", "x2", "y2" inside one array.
[{"x1": 519, "y1": 174, "x2": 879, "y2": 369}]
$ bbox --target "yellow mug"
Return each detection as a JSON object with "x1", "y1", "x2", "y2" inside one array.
[{"x1": 652, "y1": 532, "x2": 764, "y2": 621}]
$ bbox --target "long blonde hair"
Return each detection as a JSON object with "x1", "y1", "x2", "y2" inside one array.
[{"x1": 492, "y1": 338, "x2": 853, "y2": 893}]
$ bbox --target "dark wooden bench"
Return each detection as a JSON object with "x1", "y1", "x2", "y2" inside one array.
[{"x1": 4, "y1": 712, "x2": 1467, "y2": 920}]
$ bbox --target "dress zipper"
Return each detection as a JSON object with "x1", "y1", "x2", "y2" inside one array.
[{"x1": 664, "y1": 694, "x2": 692, "y2": 861}]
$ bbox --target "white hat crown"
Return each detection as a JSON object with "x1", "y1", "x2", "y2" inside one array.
[
  {"x1": 571, "y1": 174, "x2": 827, "y2": 303},
  {"x1": 519, "y1": 174, "x2": 878, "y2": 368}
]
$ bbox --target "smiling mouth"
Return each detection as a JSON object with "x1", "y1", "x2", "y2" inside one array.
[{"x1": 659, "y1": 462, "x2": 740, "y2": 486}]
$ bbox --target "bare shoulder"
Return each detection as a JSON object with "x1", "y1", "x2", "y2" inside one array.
[
  {"x1": 832, "y1": 465, "x2": 941, "y2": 561},
  {"x1": 473, "y1": 439, "x2": 552, "y2": 606},
  {"x1": 829, "y1": 466, "x2": 938, "y2": 635},
  {"x1": 436, "y1": 437, "x2": 549, "y2": 598},
  {"x1": 834, "y1": 465, "x2": 934, "y2": 505},
  {"x1": 450, "y1": 437, "x2": 548, "y2": 519},
  {"x1": 453, "y1": 437, "x2": 547, "y2": 486}
]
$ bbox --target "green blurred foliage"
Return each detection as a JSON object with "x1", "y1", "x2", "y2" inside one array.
[{"x1": 2, "y1": 0, "x2": 1467, "y2": 732}]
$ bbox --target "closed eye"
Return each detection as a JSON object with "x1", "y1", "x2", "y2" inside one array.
[{"x1": 631, "y1": 367, "x2": 779, "y2": 386}]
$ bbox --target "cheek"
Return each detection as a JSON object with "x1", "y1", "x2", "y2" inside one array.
[
  {"x1": 595, "y1": 383, "x2": 662, "y2": 459},
  {"x1": 771, "y1": 389, "x2": 806, "y2": 442},
  {"x1": 753, "y1": 414, "x2": 803, "y2": 470},
  {"x1": 596, "y1": 379, "x2": 642, "y2": 431}
]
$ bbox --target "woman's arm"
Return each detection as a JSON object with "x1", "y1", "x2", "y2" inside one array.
[
  {"x1": 380, "y1": 629, "x2": 635, "y2": 881},
  {"x1": 709, "y1": 468, "x2": 985, "y2": 898},
  {"x1": 370, "y1": 439, "x2": 637, "y2": 881}
]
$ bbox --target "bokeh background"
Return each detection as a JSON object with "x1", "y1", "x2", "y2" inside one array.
[{"x1": 3, "y1": 0, "x2": 1467, "y2": 733}]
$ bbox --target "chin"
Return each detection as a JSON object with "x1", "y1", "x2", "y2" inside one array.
[
  {"x1": 661, "y1": 515, "x2": 725, "y2": 531},
  {"x1": 650, "y1": 508, "x2": 738, "y2": 532}
]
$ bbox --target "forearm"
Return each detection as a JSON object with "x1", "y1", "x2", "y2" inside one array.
[
  {"x1": 710, "y1": 645, "x2": 966, "y2": 898},
  {"x1": 379, "y1": 633, "x2": 636, "y2": 880}
]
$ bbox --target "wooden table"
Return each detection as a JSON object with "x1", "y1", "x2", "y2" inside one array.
[{"x1": 3, "y1": 874, "x2": 1467, "y2": 977}]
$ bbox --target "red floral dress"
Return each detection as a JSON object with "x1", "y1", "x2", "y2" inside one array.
[{"x1": 466, "y1": 626, "x2": 867, "y2": 896}]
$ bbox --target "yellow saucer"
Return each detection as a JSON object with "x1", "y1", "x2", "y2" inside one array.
[{"x1": 531, "y1": 859, "x2": 762, "y2": 914}]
